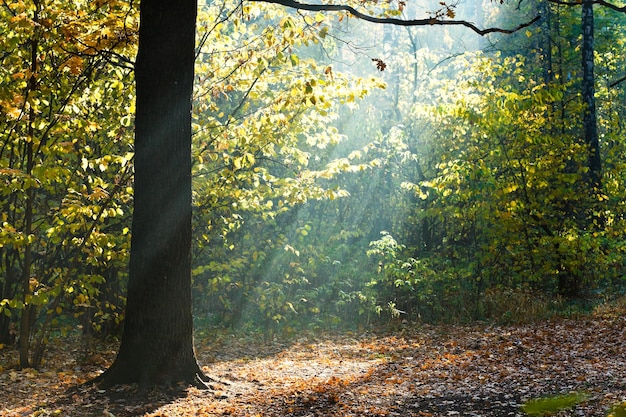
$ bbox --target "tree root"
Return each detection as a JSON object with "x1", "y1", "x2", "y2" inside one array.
[{"x1": 87, "y1": 360, "x2": 224, "y2": 393}]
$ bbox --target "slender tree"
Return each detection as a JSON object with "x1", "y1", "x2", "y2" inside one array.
[
  {"x1": 581, "y1": 0, "x2": 601, "y2": 191},
  {"x1": 18, "y1": 0, "x2": 39, "y2": 369}
]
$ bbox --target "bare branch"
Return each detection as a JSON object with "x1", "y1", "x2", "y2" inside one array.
[
  {"x1": 545, "y1": 0, "x2": 579, "y2": 6},
  {"x1": 249, "y1": 0, "x2": 541, "y2": 36},
  {"x1": 547, "y1": 0, "x2": 626, "y2": 12},
  {"x1": 609, "y1": 74, "x2": 626, "y2": 88}
]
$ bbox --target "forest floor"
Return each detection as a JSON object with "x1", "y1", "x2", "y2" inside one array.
[{"x1": 1, "y1": 308, "x2": 625, "y2": 417}]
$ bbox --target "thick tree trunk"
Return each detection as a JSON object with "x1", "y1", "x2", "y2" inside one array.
[{"x1": 94, "y1": 0, "x2": 209, "y2": 389}]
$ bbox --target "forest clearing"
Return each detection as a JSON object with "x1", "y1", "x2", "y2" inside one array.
[{"x1": 2, "y1": 304, "x2": 625, "y2": 417}]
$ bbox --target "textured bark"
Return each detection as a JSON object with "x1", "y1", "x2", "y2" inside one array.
[{"x1": 94, "y1": 0, "x2": 209, "y2": 389}]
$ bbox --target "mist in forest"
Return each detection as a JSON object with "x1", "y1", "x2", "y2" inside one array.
[{"x1": 191, "y1": 0, "x2": 586, "y2": 332}]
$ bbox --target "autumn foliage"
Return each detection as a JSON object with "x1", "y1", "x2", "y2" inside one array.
[{"x1": 1, "y1": 0, "x2": 626, "y2": 410}]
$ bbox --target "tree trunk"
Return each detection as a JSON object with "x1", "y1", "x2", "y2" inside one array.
[
  {"x1": 581, "y1": 0, "x2": 600, "y2": 191},
  {"x1": 556, "y1": 0, "x2": 598, "y2": 298},
  {"x1": 541, "y1": 1, "x2": 553, "y2": 85},
  {"x1": 19, "y1": 0, "x2": 40, "y2": 368},
  {"x1": 94, "y1": 0, "x2": 209, "y2": 389}
]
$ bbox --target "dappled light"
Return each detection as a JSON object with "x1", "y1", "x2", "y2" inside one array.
[{"x1": 1, "y1": 311, "x2": 625, "y2": 415}]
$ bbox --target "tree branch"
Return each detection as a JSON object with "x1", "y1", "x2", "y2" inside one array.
[
  {"x1": 593, "y1": 0, "x2": 626, "y2": 12},
  {"x1": 547, "y1": 0, "x2": 626, "y2": 12},
  {"x1": 609, "y1": 74, "x2": 626, "y2": 88},
  {"x1": 249, "y1": 0, "x2": 541, "y2": 35}
]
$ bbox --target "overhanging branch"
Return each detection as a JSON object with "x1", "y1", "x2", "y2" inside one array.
[
  {"x1": 249, "y1": 0, "x2": 541, "y2": 35},
  {"x1": 547, "y1": 0, "x2": 626, "y2": 12},
  {"x1": 594, "y1": 0, "x2": 626, "y2": 12}
]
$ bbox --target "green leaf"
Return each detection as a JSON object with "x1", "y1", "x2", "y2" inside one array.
[
  {"x1": 609, "y1": 402, "x2": 626, "y2": 417},
  {"x1": 521, "y1": 393, "x2": 588, "y2": 416}
]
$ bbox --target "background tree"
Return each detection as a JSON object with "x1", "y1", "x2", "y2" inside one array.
[
  {"x1": 366, "y1": 0, "x2": 626, "y2": 315},
  {"x1": 581, "y1": 0, "x2": 601, "y2": 193},
  {"x1": 0, "y1": 0, "x2": 135, "y2": 368}
]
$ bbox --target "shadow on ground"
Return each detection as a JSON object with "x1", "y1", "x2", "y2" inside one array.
[{"x1": 43, "y1": 384, "x2": 196, "y2": 417}]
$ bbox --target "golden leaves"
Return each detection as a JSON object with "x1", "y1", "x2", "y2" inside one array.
[{"x1": 63, "y1": 56, "x2": 84, "y2": 76}]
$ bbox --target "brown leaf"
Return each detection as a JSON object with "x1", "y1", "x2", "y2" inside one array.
[{"x1": 372, "y1": 58, "x2": 387, "y2": 72}]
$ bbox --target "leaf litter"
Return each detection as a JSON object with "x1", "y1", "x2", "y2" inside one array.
[{"x1": 1, "y1": 313, "x2": 624, "y2": 416}]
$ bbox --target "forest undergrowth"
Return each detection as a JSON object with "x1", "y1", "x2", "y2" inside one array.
[{"x1": 1, "y1": 303, "x2": 625, "y2": 417}]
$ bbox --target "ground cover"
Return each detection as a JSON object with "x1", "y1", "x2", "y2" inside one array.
[{"x1": 1, "y1": 311, "x2": 625, "y2": 416}]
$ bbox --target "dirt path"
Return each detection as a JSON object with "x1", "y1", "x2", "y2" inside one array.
[{"x1": 1, "y1": 314, "x2": 625, "y2": 416}]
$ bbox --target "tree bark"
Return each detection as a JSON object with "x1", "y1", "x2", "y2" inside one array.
[{"x1": 93, "y1": 0, "x2": 209, "y2": 389}]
